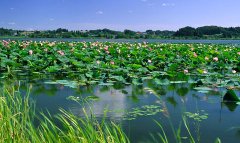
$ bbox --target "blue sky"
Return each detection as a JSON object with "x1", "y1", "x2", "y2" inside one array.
[{"x1": 1, "y1": 0, "x2": 240, "y2": 31}]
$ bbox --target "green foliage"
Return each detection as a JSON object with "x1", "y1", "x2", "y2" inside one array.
[
  {"x1": 0, "y1": 41, "x2": 239, "y2": 88},
  {"x1": 0, "y1": 83, "x2": 129, "y2": 143},
  {"x1": 184, "y1": 110, "x2": 208, "y2": 122},
  {"x1": 3, "y1": 25, "x2": 240, "y2": 39},
  {"x1": 174, "y1": 26, "x2": 200, "y2": 37},
  {"x1": 223, "y1": 90, "x2": 240, "y2": 102},
  {"x1": 122, "y1": 105, "x2": 163, "y2": 120},
  {"x1": 174, "y1": 26, "x2": 240, "y2": 39}
]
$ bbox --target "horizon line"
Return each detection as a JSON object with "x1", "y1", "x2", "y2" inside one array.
[{"x1": 1, "y1": 25, "x2": 240, "y2": 32}]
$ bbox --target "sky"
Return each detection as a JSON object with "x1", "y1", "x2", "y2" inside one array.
[{"x1": 1, "y1": 0, "x2": 240, "y2": 31}]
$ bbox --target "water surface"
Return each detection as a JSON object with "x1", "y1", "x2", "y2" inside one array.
[
  {"x1": 7, "y1": 79, "x2": 239, "y2": 143},
  {"x1": 2, "y1": 38, "x2": 240, "y2": 45}
]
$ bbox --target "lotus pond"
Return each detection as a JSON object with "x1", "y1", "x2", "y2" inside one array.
[{"x1": 0, "y1": 40, "x2": 240, "y2": 143}]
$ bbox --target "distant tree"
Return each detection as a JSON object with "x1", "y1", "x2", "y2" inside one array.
[
  {"x1": 0, "y1": 28, "x2": 12, "y2": 36},
  {"x1": 56, "y1": 28, "x2": 68, "y2": 33},
  {"x1": 174, "y1": 26, "x2": 198, "y2": 37},
  {"x1": 196, "y1": 26, "x2": 222, "y2": 35},
  {"x1": 124, "y1": 29, "x2": 136, "y2": 36},
  {"x1": 146, "y1": 30, "x2": 155, "y2": 35},
  {"x1": 3, "y1": 26, "x2": 240, "y2": 39},
  {"x1": 155, "y1": 30, "x2": 175, "y2": 37}
]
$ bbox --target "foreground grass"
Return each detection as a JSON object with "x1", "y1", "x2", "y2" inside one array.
[
  {"x1": 0, "y1": 81, "x2": 224, "y2": 143},
  {"x1": 0, "y1": 83, "x2": 129, "y2": 143}
]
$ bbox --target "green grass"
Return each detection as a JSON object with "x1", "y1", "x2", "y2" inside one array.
[
  {"x1": 0, "y1": 83, "x2": 129, "y2": 143},
  {"x1": 0, "y1": 81, "x2": 225, "y2": 143},
  {"x1": 149, "y1": 117, "x2": 222, "y2": 143}
]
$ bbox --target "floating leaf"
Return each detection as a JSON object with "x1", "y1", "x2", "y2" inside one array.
[
  {"x1": 99, "y1": 82, "x2": 114, "y2": 86},
  {"x1": 85, "y1": 95, "x2": 100, "y2": 101},
  {"x1": 44, "y1": 81, "x2": 58, "y2": 84},
  {"x1": 154, "y1": 78, "x2": 170, "y2": 85},
  {"x1": 170, "y1": 81, "x2": 187, "y2": 84},
  {"x1": 194, "y1": 87, "x2": 212, "y2": 91}
]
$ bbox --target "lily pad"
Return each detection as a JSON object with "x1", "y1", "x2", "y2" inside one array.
[
  {"x1": 194, "y1": 87, "x2": 212, "y2": 91},
  {"x1": 154, "y1": 78, "x2": 170, "y2": 85},
  {"x1": 170, "y1": 81, "x2": 187, "y2": 84},
  {"x1": 85, "y1": 95, "x2": 100, "y2": 101},
  {"x1": 98, "y1": 82, "x2": 114, "y2": 86},
  {"x1": 44, "y1": 80, "x2": 78, "y2": 88},
  {"x1": 193, "y1": 86, "x2": 213, "y2": 93}
]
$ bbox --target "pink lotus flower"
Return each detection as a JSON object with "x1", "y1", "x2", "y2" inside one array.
[
  {"x1": 3, "y1": 40, "x2": 9, "y2": 47},
  {"x1": 104, "y1": 46, "x2": 109, "y2": 51},
  {"x1": 29, "y1": 50, "x2": 33, "y2": 55},
  {"x1": 193, "y1": 52, "x2": 197, "y2": 57},
  {"x1": 110, "y1": 61, "x2": 115, "y2": 65},
  {"x1": 213, "y1": 57, "x2": 218, "y2": 62},
  {"x1": 184, "y1": 69, "x2": 188, "y2": 74},
  {"x1": 238, "y1": 52, "x2": 240, "y2": 55},
  {"x1": 57, "y1": 50, "x2": 65, "y2": 56}
]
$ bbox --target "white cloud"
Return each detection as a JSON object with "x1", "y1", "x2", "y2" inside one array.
[
  {"x1": 49, "y1": 18, "x2": 55, "y2": 21},
  {"x1": 8, "y1": 22, "x2": 16, "y2": 25},
  {"x1": 10, "y1": 8, "x2": 14, "y2": 10},
  {"x1": 96, "y1": 11, "x2": 103, "y2": 15},
  {"x1": 162, "y1": 3, "x2": 175, "y2": 7}
]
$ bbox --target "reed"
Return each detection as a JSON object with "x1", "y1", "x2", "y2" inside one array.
[{"x1": 0, "y1": 83, "x2": 129, "y2": 143}]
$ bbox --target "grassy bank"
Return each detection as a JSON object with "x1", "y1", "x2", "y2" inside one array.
[{"x1": 0, "y1": 83, "x2": 129, "y2": 143}]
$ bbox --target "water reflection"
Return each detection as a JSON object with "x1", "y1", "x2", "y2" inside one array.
[
  {"x1": 71, "y1": 85, "x2": 131, "y2": 120},
  {"x1": 222, "y1": 102, "x2": 238, "y2": 112},
  {"x1": 12, "y1": 79, "x2": 239, "y2": 114},
  {"x1": 1, "y1": 79, "x2": 240, "y2": 143}
]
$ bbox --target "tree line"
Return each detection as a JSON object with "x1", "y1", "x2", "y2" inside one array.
[
  {"x1": 174, "y1": 26, "x2": 240, "y2": 39},
  {"x1": 1, "y1": 26, "x2": 240, "y2": 39}
]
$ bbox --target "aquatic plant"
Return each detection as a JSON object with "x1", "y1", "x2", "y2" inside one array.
[
  {"x1": 0, "y1": 83, "x2": 129, "y2": 143},
  {"x1": 0, "y1": 41, "x2": 239, "y2": 86},
  {"x1": 223, "y1": 89, "x2": 240, "y2": 102}
]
